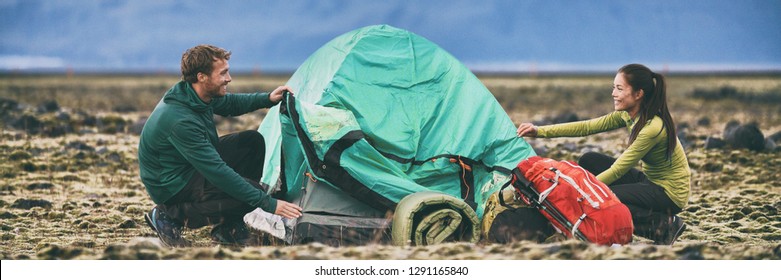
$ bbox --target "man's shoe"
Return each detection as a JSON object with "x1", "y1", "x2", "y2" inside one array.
[
  {"x1": 654, "y1": 216, "x2": 686, "y2": 246},
  {"x1": 211, "y1": 221, "x2": 265, "y2": 246},
  {"x1": 144, "y1": 207, "x2": 191, "y2": 247}
]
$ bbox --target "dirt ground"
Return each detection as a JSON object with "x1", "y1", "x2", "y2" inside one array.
[{"x1": 1, "y1": 73, "x2": 779, "y2": 260}]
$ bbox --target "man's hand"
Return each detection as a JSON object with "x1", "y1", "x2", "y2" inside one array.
[
  {"x1": 274, "y1": 199, "x2": 303, "y2": 219},
  {"x1": 269, "y1": 85, "x2": 294, "y2": 104},
  {"x1": 516, "y1": 122, "x2": 538, "y2": 137}
]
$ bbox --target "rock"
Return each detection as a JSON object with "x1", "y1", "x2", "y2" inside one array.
[
  {"x1": 26, "y1": 182, "x2": 55, "y2": 190},
  {"x1": 765, "y1": 131, "x2": 781, "y2": 151},
  {"x1": 551, "y1": 112, "x2": 579, "y2": 124},
  {"x1": 8, "y1": 150, "x2": 32, "y2": 161},
  {"x1": 536, "y1": 112, "x2": 580, "y2": 125},
  {"x1": 42, "y1": 124, "x2": 73, "y2": 137},
  {"x1": 677, "y1": 122, "x2": 690, "y2": 131},
  {"x1": 70, "y1": 240, "x2": 97, "y2": 248},
  {"x1": 677, "y1": 244, "x2": 705, "y2": 260},
  {"x1": 128, "y1": 237, "x2": 163, "y2": 250},
  {"x1": 769, "y1": 131, "x2": 781, "y2": 142},
  {"x1": 75, "y1": 110, "x2": 98, "y2": 127},
  {"x1": 118, "y1": 219, "x2": 137, "y2": 229},
  {"x1": 579, "y1": 144, "x2": 603, "y2": 155},
  {"x1": 37, "y1": 100, "x2": 59, "y2": 113},
  {"x1": 19, "y1": 162, "x2": 39, "y2": 172},
  {"x1": 561, "y1": 142, "x2": 577, "y2": 152},
  {"x1": 66, "y1": 141, "x2": 95, "y2": 152},
  {"x1": 696, "y1": 117, "x2": 711, "y2": 127},
  {"x1": 722, "y1": 120, "x2": 741, "y2": 139},
  {"x1": 97, "y1": 115, "x2": 127, "y2": 134},
  {"x1": 677, "y1": 130, "x2": 691, "y2": 150},
  {"x1": 11, "y1": 198, "x2": 53, "y2": 210},
  {"x1": 74, "y1": 151, "x2": 87, "y2": 160},
  {"x1": 106, "y1": 152, "x2": 122, "y2": 163},
  {"x1": 704, "y1": 136, "x2": 726, "y2": 149},
  {"x1": 525, "y1": 139, "x2": 548, "y2": 156},
  {"x1": 0, "y1": 185, "x2": 17, "y2": 194},
  {"x1": 0, "y1": 211, "x2": 18, "y2": 219},
  {"x1": 77, "y1": 221, "x2": 93, "y2": 229},
  {"x1": 533, "y1": 145, "x2": 549, "y2": 157},
  {"x1": 0, "y1": 97, "x2": 20, "y2": 117},
  {"x1": 702, "y1": 162, "x2": 723, "y2": 172},
  {"x1": 762, "y1": 204, "x2": 778, "y2": 215},
  {"x1": 766, "y1": 138, "x2": 777, "y2": 151},
  {"x1": 724, "y1": 122, "x2": 765, "y2": 152},
  {"x1": 37, "y1": 244, "x2": 84, "y2": 260},
  {"x1": 56, "y1": 111, "x2": 71, "y2": 121},
  {"x1": 129, "y1": 116, "x2": 148, "y2": 135},
  {"x1": 112, "y1": 104, "x2": 137, "y2": 113},
  {"x1": 47, "y1": 211, "x2": 66, "y2": 220},
  {"x1": 10, "y1": 115, "x2": 43, "y2": 134}
]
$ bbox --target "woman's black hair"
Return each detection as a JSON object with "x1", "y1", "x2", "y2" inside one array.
[{"x1": 619, "y1": 64, "x2": 676, "y2": 160}]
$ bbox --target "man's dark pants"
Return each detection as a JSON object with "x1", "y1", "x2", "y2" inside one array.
[{"x1": 159, "y1": 130, "x2": 266, "y2": 229}]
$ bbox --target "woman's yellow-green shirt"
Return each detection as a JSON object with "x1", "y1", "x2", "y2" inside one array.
[{"x1": 536, "y1": 111, "x2": 690, "y2": 208}]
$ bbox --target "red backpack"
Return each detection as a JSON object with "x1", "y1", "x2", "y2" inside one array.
[{"x1": 501, "y1": 156, "x2": 634, "y2": 245}]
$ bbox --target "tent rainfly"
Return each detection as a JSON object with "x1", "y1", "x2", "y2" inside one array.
[{"x1": 245, "y1": 25, "x2": 536, "y2": 246}]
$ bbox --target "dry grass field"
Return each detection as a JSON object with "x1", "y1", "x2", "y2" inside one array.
[{"x1": 1, "y1": 72, "x2": 779, "y2": 260}]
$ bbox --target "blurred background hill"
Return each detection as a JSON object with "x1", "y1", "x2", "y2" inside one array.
[{"x1": 1, "y1": 0, "x2": 780, "y2": 74}]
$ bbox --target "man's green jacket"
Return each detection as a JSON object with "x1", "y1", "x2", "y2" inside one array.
[{"x1": 138, "y1": 80, "x2": 277, "y2": 212}]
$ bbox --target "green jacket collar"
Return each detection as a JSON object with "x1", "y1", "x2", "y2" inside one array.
[{"x1": 163, "y1": 81, "x2": 212, "y2": 113}]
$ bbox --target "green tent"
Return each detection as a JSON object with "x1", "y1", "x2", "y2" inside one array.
[{"x1": 248, "y1": 25, "x2": 535, "y2": 246}]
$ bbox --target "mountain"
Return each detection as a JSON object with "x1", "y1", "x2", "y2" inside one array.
[{"x1": 1, "y1": 0, "x2": 780, "y2": 72}]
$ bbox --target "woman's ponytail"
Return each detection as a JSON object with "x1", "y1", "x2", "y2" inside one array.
[
  {"x1": 652, "y1": 72, "x2": 677, "y2": 159},
  {"x1": 621, "y1": 64, "x2": 677, "y2": 160}
]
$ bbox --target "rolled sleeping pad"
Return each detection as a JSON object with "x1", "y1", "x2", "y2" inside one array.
[{"x1": 391, "y1": 191, "x2": 480, "y2": 246}]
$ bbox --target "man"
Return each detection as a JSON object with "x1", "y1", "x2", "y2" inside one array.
[{"x1": 138, "y1": 44, "x2": 302, "y2": 247}]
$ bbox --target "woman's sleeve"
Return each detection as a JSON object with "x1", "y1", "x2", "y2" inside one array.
[
  {"x1": 596, "y1": 120, "x2": 664, "y2": 185},
  {"x1": 537, "y1": 111, "x2": 625, "y2": 138}
]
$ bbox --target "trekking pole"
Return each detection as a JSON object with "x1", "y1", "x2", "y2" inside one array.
[
  {"x1": 538, "y1": 198, "x2": 589, "y2": 242},
  {"x1": 515, "y1": 178, "x2": 590, "y2": 242}
]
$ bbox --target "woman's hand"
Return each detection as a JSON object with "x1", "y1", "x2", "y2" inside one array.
[{"x1": 516, "y1": 123, "x2": 538, "y2": 137}]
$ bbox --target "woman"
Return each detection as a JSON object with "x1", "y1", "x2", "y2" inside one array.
[{"x1": 516, "y1": 64, "x2": 690, "y2": 245}]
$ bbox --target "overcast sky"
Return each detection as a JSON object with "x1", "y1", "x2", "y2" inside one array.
[{"x1": 1, "y1": 0, "x2": 780, "y2": 72}]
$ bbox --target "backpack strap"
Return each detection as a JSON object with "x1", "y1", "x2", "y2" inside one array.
[
  {"x1": 511, "y1": 168, "x2": 531, "y2": 187},
  {"x1": 498, "y1": 179, "x2": 513, "y2": 208},
  {"x1": 453, "y1": 156, "x2": 477, "y2": 210},
  {"x1": 498, "y1": 168, "x2": 534, "y2": 208}
]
